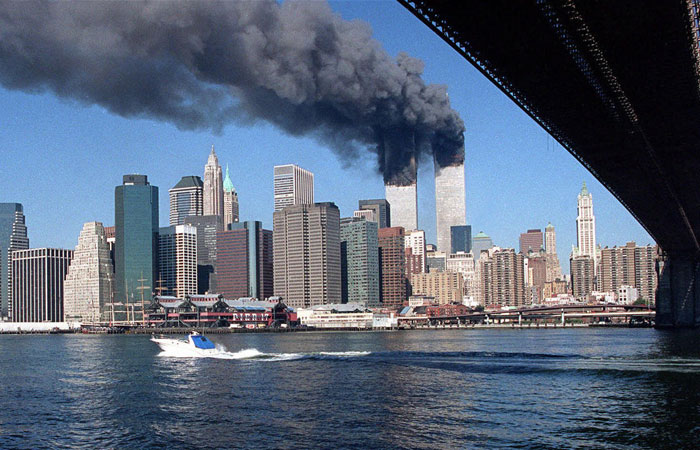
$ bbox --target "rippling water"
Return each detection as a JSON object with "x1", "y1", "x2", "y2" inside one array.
[{"x1": 2, "y1": 329, "x2": 700, "y2": 449}]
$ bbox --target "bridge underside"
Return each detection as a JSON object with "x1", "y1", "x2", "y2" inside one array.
[{"x1": 400, "y1": 0, "x2": 700, "y2": 326}]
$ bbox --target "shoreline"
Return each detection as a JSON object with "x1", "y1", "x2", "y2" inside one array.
[{"x1": 0, "y1": 322, "x2": 651, "y2": 335}]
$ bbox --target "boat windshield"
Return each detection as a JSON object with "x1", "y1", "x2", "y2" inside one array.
[{"x1": 191, "y1": 335, "x2": 216, "y2": 349}]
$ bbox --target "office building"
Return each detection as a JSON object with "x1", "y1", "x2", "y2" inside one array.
[
  {"x1": 216, "y1": 221, "x2": 273, "y2": 300},
  {"x1": 183, "y1": 215, "x2": 222, "y2": 293},
  {"x1": 434, "y1": 160, "x2": 466, "y2": 252},
  {"x1": 544, "y1": 223, "x2": 563, "y2": 281},
  {"x1": 427, "y1": 250, "x2": 447, "y2": 273},
  {"x1": 273, "y1": 202, "x2": 341, "y2": 308},
  {"x1": 358, "y1": 199, "x2": 390, "y2": 228},
  {"x1": 104, "y1": 226, "x2": 116, "y2": 271},
  {"x1": 158, "y1": 225, "x2": 197, "y2": 298},
  {"x1": 575, "y1": 182, "x2": 597, "y2": 266},
  {"x1": 204, "y1": 146, "x2": 224, "y2": 218},
  {"x1": 353, "y1": 209, "x2": 376, "y2": 222},
  {"x1": 404, "y1": 229, "x2": 427, "y2": 274},
  {"x1": 410, "y1": 270, "x2": 464, "y2": 305},
  {"x1": 0, "y1": 203, "x2": 28, "y2": 319},
  {"x1": 479, "y1": 248, "x2": 525, "y2": 307},
  {"x1": 472, "y1": 231, "x2": 494, "y2": 261},
  {"x1": 519, "y1": 229, "x2": 544, "y2": 254},
  {"x1": 340, "y1": 217, "x2": 380, "y2": 307},
  {"x1": 570, "y1": 255, "x2": 595, "y2": 300},
  {"x1": 115, "y1": 174, "x2": 159, "y2": 310},
  {"x1": 446, "y1": 252, "x2": 477, "y2": 299},
  {"x1": 598, "y1": 242, "x2": 658, "y2": 303},
  {"x1": 63, "y1": 222, "x2": 114, "y2": 323},
  {"x1": 385, "y1": 184, "x2": 417, "y2": 232},
  {"x1": 11, "y1": 248, "x2": 73, "y2": 322},
  {"x1": 168, "y1": 176, "x2": 203, "y2": 226},
  {"x1": 450, "y1": 225, "x2": 472, "y2": 254},
  {"x1": 273, "y1": 164, "x2": 314, "y2": 212},
  {"x1": 525, "y1": 252, "x2": 547, "y2": 303},
  {"x1": 223, "y1": 165, "x2": 239, "y2": 228},
  {"x1": 378, "y1": 227, "x2": 407, "y2": 308}
]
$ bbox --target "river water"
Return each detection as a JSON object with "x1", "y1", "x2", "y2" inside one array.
[{"x1": 1, "y1": 328, "x2": 700, "y2": 449}]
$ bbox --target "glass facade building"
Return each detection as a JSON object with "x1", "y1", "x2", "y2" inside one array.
[
  {"x1": 115, "y1": 175, "x2": 159, "y2": 312},
  {"x1": 340, "y1": 217, "x2": 380, "y2": 307},
  {"x1": 358, "y1": 199, "x2": 391, "y2": 229},
  {"x1": 0, "y1": 203, "x2": 28, "y2": 318},
  {"x1": 450, "y1": 225, "x2": 472, "y2": 254}
]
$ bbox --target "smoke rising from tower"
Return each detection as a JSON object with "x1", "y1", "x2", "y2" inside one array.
[{"x1": 0, "y1": 0, "x2": 464, "y2": 183}]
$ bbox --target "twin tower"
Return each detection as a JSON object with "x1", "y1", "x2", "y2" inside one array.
[{"x1": 384, "y1": 154, "x2": 466, "y2": 252}]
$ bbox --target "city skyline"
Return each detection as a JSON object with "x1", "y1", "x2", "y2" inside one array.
[{"x1": 0, "y1": 1, "x2": 654, "y2": 272}]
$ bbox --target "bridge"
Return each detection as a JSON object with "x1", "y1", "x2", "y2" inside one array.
[{"x1": 399, "y1": 0, "x2": 700, "y2": 327}]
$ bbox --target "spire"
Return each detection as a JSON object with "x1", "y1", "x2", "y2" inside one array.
[
  {"x1": 580, "y1": 181, "x2": 589, "y2": 196},
  {"x1": 546, "y1": 222, "x2": 554, "y2": 230},
  {"x1": 223, "y1": 164, "x2": 235, "y2": 193},
  {"x1": 207, "y1": 145, "x2": 219, "y2": 165}
]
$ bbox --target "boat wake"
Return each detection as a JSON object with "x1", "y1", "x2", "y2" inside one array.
[{"x1": 156, "y1": 345, "x2": 371, "y2": 361}]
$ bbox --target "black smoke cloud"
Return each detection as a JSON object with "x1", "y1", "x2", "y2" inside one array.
[{"x1": 0, "y1": 0, "x2": 464, "y2": 184}]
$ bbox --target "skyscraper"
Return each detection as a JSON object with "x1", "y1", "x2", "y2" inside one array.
[
  {"x1": 183, "y1": 215, "x2": 222, "y2": 294},
  {"x1": 576, "y1": 182, "x2": 597, "y2": 266},
  {"x1": 203, "y1": 145, "x2": 224, "y2": 218},
  {"x1": 446, "y1": 252, "x2": 477, "y2": 300},
  {"x1": 598, "y1": 242, "x2": 658, "y2": 303},
  {"x1": 273, "y1": 164, "x2": 314, "y2": 212},
  {"x1": 216, "y1": 221, "x2": 273, "y2": 300},
  {"x1": 544, "y1": 223, "x2": 563, "y2": 282},
  {"x1": 519, "y1": 229, "x2": 544, "y2": 254},
  {"x1": 479, "y1": 248, "x2": 525, "y2": 307},
  {"x1": 158, "y1": 225, "x2": 198, "y2": 298},
  {"x1": 450, "y1": 225, "x2": 472, "y2": 254},
  {"x1": 169, "y1": 176, "x2": 203, "y2": 226},
  {"x1": 357, "y1": 199, "x2": 391, "y2": 228},
  {"x1": 273, "y1": 202, "x2": 341, "y2": 308},
  {"x1": 63, "y1": 222, "x2": 114, "y2": 323},
  {"x1": 223, "y1": 165, "x2": 239, "y2": 228},
  {"x1": 340, "y1": 217, "x2": 380, "y2": 307},
  {"x1": 11, "y1": 248, "x2": 73, "y2": 322},
  {"x1": 385, "y1": 184, "x2": 417, "y2": 231},
  {"x1": 434, "y1": 160, "x2": 466, "y2": 252},
  {"x1": 570, "y1": 255, "x2": 594, "y2": 300},
  {"x1": 472, "y1": 231, "x2": 494, "y2": 260},
  {"x1": 378, "y1": 227, "x2": 407, "y2": 308},
  {"x1": 0, "y1": 203, "x2": 28, "y2": 319},
  {"x1": 115, "y1": 174, "x2": 159, "y2": 312},
  {"x1": 404, "y1": 229, "x2": 427, "y2": 274}
]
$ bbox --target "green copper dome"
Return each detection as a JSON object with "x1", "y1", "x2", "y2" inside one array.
[
  {"x1": 223, "y1": 164, "x2": 235, "y2": 193},
  {"x1": 474, "y1": 231, "x2": 489, "y2": 239},
  {"x1": 580, "y1": 181, "x2": 589, "y2": 196}
]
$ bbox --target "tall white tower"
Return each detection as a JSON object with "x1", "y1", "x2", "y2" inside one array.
[
  {"x1": 203, "y1": 145, "x2": 224, "y2": 218},
  {"x1": 385, "y1": 153, "x2": 418, "y2": 231},
  {"x1": 576, "y1": 182, "x2": 597, "y2": 266},
  {"x1": 434, "y1": 158, "x2": 466, "y2": 252}
]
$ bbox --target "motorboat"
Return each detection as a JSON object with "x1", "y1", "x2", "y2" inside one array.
[{"x1": 151, "y1": 331, "x2": 217, "y2": 355}]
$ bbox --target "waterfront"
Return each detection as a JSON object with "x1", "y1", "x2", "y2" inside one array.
[{"x1": 2, "y1": 329, "x2": 700, "y2": 449}]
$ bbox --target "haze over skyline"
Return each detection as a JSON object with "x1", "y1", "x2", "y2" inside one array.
[{"x1": 0, "y1": 1, "x2": 654, "y2": 272}]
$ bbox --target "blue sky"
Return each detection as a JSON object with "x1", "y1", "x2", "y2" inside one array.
[{"x1": 0, "y1": 1, "x2": 653, "y2": 272}]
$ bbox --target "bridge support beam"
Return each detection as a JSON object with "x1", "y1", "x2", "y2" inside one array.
[{"x1": 656, "y1": 254, "x2": 700, "y2": 328}]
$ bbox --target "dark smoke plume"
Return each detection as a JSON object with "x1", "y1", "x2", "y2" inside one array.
[{"x1": 0, "y1": 0, "x2": 464, "y2": 184}]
